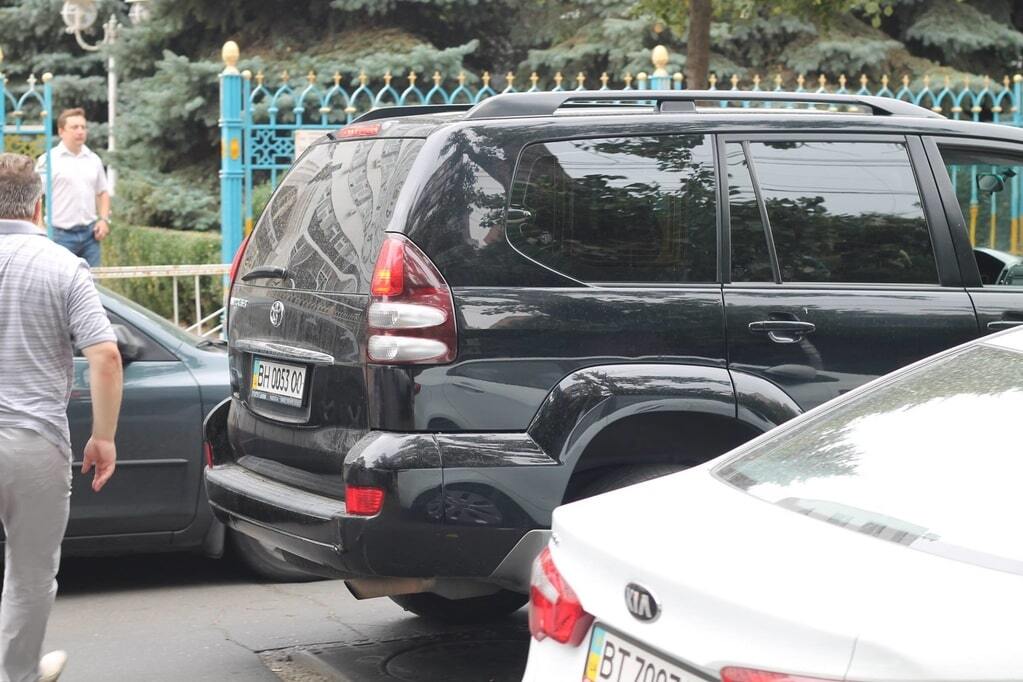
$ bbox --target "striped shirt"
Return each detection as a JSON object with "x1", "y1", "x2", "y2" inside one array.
[{"x1": 0, "y1": 219, "x2": 115, "y2": 456}]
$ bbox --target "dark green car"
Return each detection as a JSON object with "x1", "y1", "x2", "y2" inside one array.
[{"x1": 4, "y1": 286, "x2": 306, "y2": 579}]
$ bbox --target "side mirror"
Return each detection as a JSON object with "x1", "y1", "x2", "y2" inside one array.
[
  {"x1": 111, "y1": 324, "x2": 143, "y2": 363},
  {"x1": 978, "y1": 173, "x2": 1005, "y2": 194}
]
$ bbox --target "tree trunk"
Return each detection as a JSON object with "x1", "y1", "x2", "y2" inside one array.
[{"x1": 686, "y1": 0, "x2": 712, "y2": 90}]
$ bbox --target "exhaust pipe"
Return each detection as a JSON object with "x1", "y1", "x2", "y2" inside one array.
[{"x1": 345, "y1": 577, "x2": 436, "y2": 600}]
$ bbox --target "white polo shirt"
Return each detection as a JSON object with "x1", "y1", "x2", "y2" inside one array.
[{"x1": 35, "y1": 143, "x2": 109, "y2": 230}]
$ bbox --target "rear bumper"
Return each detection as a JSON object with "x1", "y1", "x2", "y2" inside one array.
[{"x1": 204, "y1": 400, "x2": 561, "y2": 581}]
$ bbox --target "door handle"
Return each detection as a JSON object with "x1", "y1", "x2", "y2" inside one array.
[
  {"x1": 748, "y1": 320, "x2": 816, "y2": 344},
  {"x1": 987, "y1": 320, "x2": 1023, "y2": 331}
]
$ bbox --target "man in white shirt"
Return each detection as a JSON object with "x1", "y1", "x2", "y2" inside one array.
[{"x1": 35, "y1": 108, "x2": 111, "y2": 267}]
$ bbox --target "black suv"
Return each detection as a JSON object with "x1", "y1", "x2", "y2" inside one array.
[{"x1": 205, "y1": 90, "x2": 1023, "y2": 621}]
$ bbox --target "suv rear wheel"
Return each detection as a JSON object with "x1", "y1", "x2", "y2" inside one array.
[
  {"x1": 389, "y1": 589, "x2": 527, "y2": 623},
  {"x1": 230, "y1": 531, "x2": 324, "y2": 583}
]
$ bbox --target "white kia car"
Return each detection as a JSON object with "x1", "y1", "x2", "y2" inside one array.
[{"x1": 523, "y1": 326, "x2": 1023, "y2": 682}]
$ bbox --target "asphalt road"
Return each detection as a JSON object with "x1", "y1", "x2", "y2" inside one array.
[{"x1": 41, "y1": 552, "x2": 529, "y2": 682}]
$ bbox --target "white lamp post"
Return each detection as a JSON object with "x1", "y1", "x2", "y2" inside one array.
[{"x1": 59, "y1": 0, "x2": 150, "y2": 194}]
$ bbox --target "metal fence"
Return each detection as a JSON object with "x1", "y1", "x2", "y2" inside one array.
[{"x1": 0, "y1": 68, "x2": 55, "y2": 235}]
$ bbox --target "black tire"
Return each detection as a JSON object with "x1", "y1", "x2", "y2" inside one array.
[
  {"x1": 389, "y1": 589, "x2": 528, "y2": 624},
  {"x1": 575, "y1": 463, "x2": 689, "y2": 500},
  {"x1": 230, "y1": 530, "x2": 325, "y2": 583}
]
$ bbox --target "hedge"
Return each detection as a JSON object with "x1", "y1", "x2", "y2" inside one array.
[{"x1": 100, "y1": 224, "x2": 223, "y2": 325}]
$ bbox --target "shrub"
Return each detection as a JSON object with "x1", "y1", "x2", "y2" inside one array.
[{"x1": 100, "y1": 224, "x2": 224, "y2": 327}]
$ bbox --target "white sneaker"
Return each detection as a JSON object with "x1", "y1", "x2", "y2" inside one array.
[{"x1": 38, "y1": 650, "x2": 67, "y2": 682}]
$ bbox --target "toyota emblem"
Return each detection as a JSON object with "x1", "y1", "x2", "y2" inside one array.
[
  {"x1": 269, "y1": 300, "x2": 285, "y2": 327},
  {"x1": 625, "y1": 583, "x2": 660, "y2": 622}
]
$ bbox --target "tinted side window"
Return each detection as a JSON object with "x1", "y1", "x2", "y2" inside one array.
[
  {"x1": 748, "y1": 141, "x2": 937, "y2": 284},
  {"x1": 937, "y1": 146, "x2": 1023, "y2": 285},
  {"x1": 242, "y1": 138, "x2": 425, "y2": 293},
  {"x1": 508, "y1": 135, "x2": 717, "y2": 283},
  {"x1": 727, "y1": 143, "x2": 773, "y2": 282}
]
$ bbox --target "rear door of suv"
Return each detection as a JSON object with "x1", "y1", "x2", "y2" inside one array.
[
  {"x1": 721, "y1": 133, "x2": 977, "y2": 412},
  {"x1": 227, "y1": 135, "x2": 425, "y2": 492}
]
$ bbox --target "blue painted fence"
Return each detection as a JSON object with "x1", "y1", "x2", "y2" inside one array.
[
  {"x1": 219, "y1": 42, "x2": 1023, "y2": 264},
  {"x1": 0, "y1": 70, "x2": 55, "y2": 236}
]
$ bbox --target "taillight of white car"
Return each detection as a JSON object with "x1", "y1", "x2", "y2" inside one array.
[{"x1": 528, "y1": 546, "x2": 594, "y2": 646}]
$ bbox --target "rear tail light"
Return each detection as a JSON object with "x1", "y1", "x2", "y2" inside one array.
[
  {"x1": 528, "y1": 546, "x2": 593, "y2": 645},
  {"x1": 365, "y1": 234, "x2": 456, "y2": 365},
  {"x1": 721, "y1": 668, "x2": 844, "y2": 682},
  {"x1": 346, "y1": 485, "x2": 385, "y2": 516},
  {"x1": 228, "y1": 232, "x2": 252, "y2": 291},
  {"x1": 203, "y1": 441, "x2": 213, "y2": 468}
]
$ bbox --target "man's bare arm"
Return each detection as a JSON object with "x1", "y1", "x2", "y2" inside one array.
[
  {"x1": 94, "y1": 191, "x2": 111, "y2": 240},
  {"x1": 81, "y1": 341, "x2": 122, "y2": 492}
]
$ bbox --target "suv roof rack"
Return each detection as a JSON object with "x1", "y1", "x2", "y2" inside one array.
[
  {"x1": 349, "y1": 103, "x2": 476, "y2": 125},
  {"x1": 464, "y1": 90, "x2": 943, "y2": 120}
]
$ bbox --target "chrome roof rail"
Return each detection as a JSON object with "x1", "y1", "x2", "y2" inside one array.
[{"x1": 463, "y1": 90, "x2": 943, "y2": 120}]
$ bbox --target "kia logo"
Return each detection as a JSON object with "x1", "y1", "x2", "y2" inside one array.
[
  {"x1": 625, "y1": 583, "x2": 659, "y2": 622},
  {"x1": 269, "y1": 300, "x2": 284, "y2": 327}
]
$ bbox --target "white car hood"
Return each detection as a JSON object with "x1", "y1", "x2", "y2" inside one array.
[{"x1": 551, "y1": 467, "x2": 1023, "y2": 681}]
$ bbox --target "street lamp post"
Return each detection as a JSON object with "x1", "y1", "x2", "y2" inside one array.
[{"x1": 59, "y1": 0, "x2": 149, "y2": 195}]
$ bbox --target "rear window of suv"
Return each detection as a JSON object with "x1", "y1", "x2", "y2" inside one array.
[
  {"x1": 241, "y1": 137, "x2": 425, "y2": 293},
  {"x1": 507, "y1": 135, "x2": 717, "y2": 284}
]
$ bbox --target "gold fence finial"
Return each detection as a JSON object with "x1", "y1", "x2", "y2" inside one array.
[
  {"x1": 601, "y1": 72, "x2": 610, "y2": 87},
  {"x1": 242, "y1": 69, "x2": 252, "y2": 80},
  {"x1": 673, "y1": 72, "x2": 683, "y2": 85},
  {"x1": 0, "y1": 47, "x2": 4, "y2": 65},
  {"x1": 730, "y1": 74, "x2": 739, "y2": 88},
  {"x1": 333, "y1": 71, "x2": 342, "y2": 87},
  {"x1": 482, "y1": 71, "x2": 491, "y2": 87},
  {"x1": 505, "y1": 71, "x2": 515, "y2": 87},
  {"x1": 222, "y1": 41, "x2": 240, "y2": 74},
  {"x1": 775, "y1": 73, "x2": 783, "y2": 88},
  {"x1": 433, "y1": 71, "x2": 442, "y2": 86},
  {"x1": 818, "y1": 74, "x2": 827, "y2": 88},
  {"x1": 281, "y1": 69, "x2": 290, "y2": 83},
  {"x1": 457, "y1": 71, "x2": 466, "y2": 85},
  {"x1": 256, "y1": 70, "x2": 264, "y2": 86},
  {"x1": 838, "y1": 74, "x2": 847, "y2": 89},
  {"x1": 576, "y1": 72, "x2": 585, "y2": 88},
  {"x1": 753, "y1": 74, "x2": 761, "y2": 88},
  {"x1": 1015, "y1": 74, "x2": 1023, "y2": 84},
  {"x1": 1005, "y1": 75, "x2": 1011, "y2": 89},
  {"x1": 902, "y1": 74, "x2": 910, "y2": 87},
  {"x1": 408, "y1": 70, "x2": 417, "y2": 86},
  {"x1": 554, "y1": 71, "x2": 564, "y2": 87},
  {"x1": 530, "y1": 72, "x2": 539, "y2": 87},
  {"x1": 796, "y1": 73, "x2": 805, "y2": 88},
  {"x1": 651, "y1": 45, "x2": 669, "y2": 76},
  {"x1": 637, "y1": 71, "x2": 648, "y2": 83},
  {"x1": 384, "y1": 70, "x2": 392, "y2": 86},
  {"x1": 707, "y1": 73, "x2": 716, "y2": 87},
  {"x1": 26, "y1": 74, "x2": 36, "y2": 89},
  {"x1": 623, "y1": 72, "x2": 633, "y2": 88},
  {"x1": 922, "y1": 74, "x2": 931, "y2": 88},
  {"x1": 881, "y1": 74, "x2": 889, "y2": 88},
  {"x1": 359, "y1": 70, "x2": 368, "y2": 86},
  {"x1": 42, "y1": 72, "x2": 53, "y2": 83},
  {"x1": 983, "y1": 75, "x2": 991, "y2": 88},
  {"x1": 860, "y1": 73, "x2": 868, "y2": 88},
  {"x1": 307, "y1": 70, "x2": 316, "y2": 85}
]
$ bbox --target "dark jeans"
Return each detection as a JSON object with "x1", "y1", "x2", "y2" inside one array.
[{"x1": 52, "y1": 223, "x2": 100, "y2": 267}]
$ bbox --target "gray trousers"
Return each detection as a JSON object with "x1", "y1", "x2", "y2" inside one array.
[{"x1": 0, "y1": 427, "x2": 70, "y2": 682}]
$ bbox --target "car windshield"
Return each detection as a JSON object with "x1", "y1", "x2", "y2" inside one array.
[
  {"x1": 715, "y1": 333, "x2": 1023, "y2": 575},
  {"x1": 98, "y1": 285, "x2": 204, "y2": 347}
]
